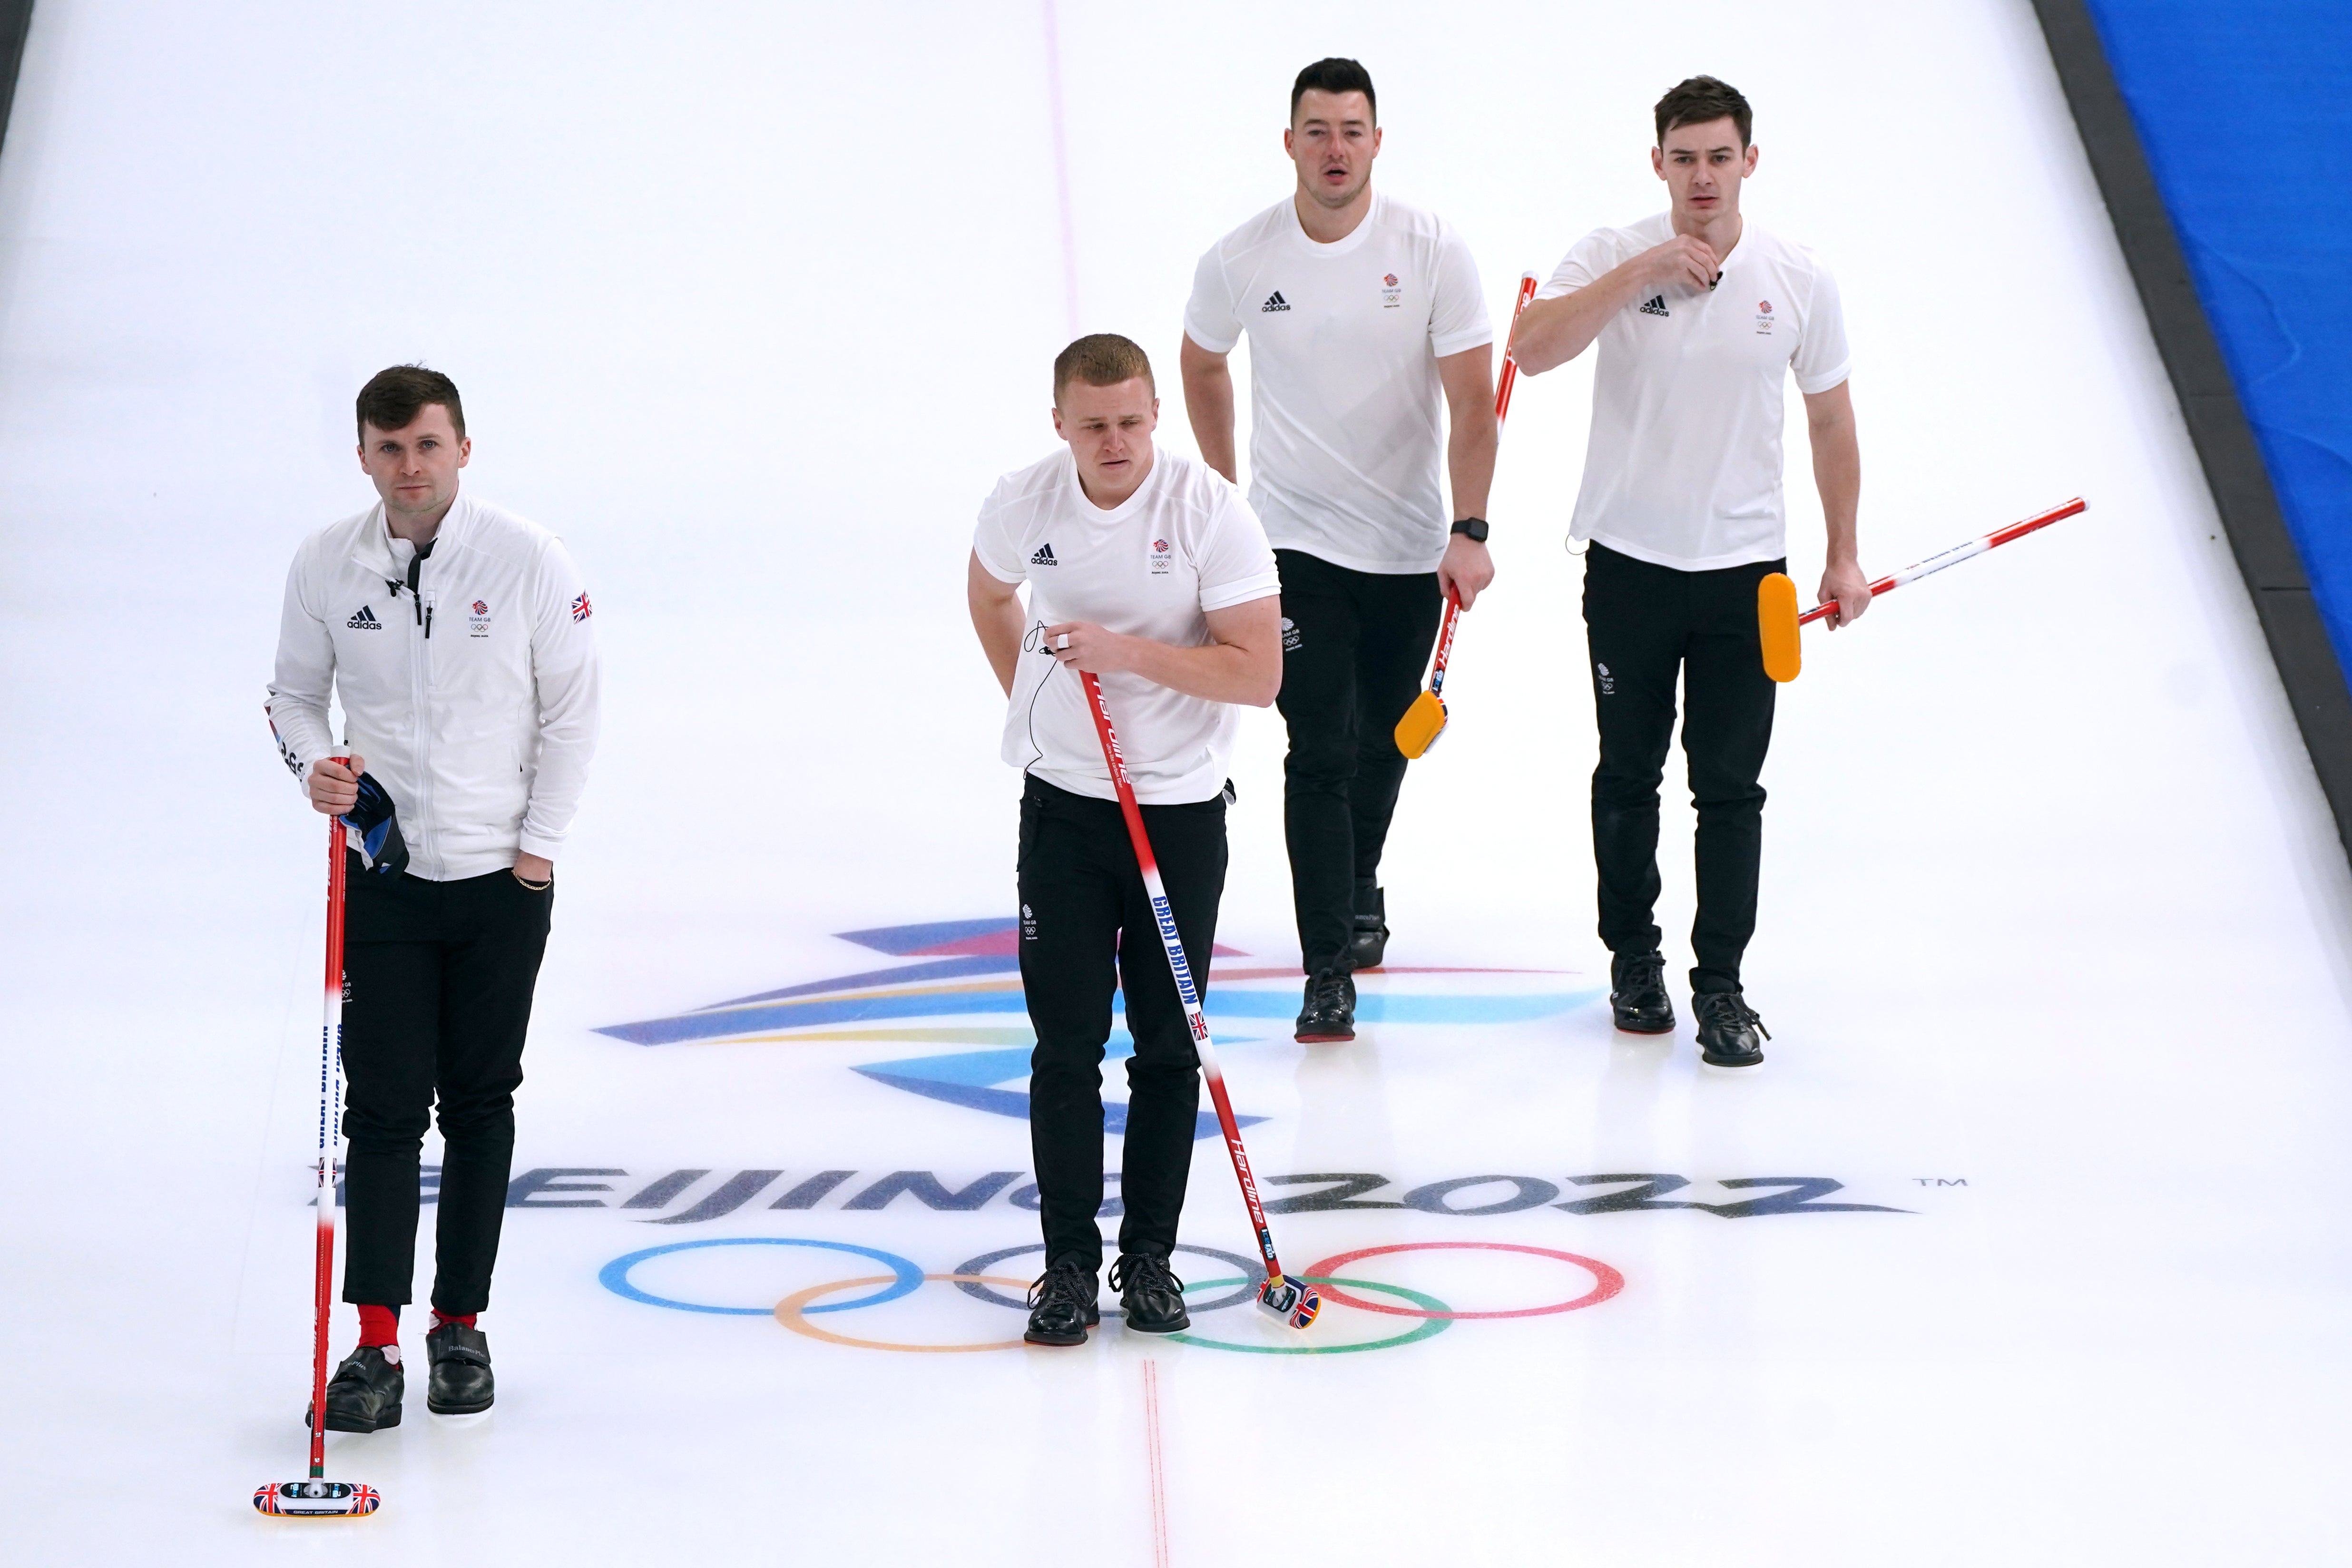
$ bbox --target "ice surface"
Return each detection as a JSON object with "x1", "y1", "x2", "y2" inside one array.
[{"x1": 2, "y1": 2, "x2": 2348, "y2": 1564}]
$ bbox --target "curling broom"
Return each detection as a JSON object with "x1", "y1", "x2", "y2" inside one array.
[
  {"x1": 255, "y1": 787, "x2": 381, "y2": 1518},
  {"x1": 1395, "y1": 271, "x2": 1539, "y2": 759},
  {"x1": 1078, "y1": 672, "x2": 1320, "y2": 1331},
  {"x1": 1759, "y1": 499, "x2": 2087, "y2": 682}
]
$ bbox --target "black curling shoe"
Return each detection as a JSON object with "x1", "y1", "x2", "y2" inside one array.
[
  {"x1": 1693, "y1": 989, "x2": 1771, "y2": 1070},
  {"x1": 1024, "y1": 1260, "x2": 1100, "y2": 1347},
  {"x1": 307, "y1": 1345, "x2": 402, "y2": 1433},
  {"x1": 425, "y1": 1321, "x2": 495, "y2": 1415},
  {"x1": 1109, "y1": 1254, "x2": 1190, "y2": 1334},
  {"x1": 1609, "y1": 951, "x2": 1675, "y2": 1034},
  {"x1": 1295, "y1": 967, "x2": 1357, "y2": 1043},
  {"x1": 1348, "y1": 881, "x2": 1390, "y2": 971}
]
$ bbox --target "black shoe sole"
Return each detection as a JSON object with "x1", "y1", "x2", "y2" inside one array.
[
  {"x1": 308, "y1": 1402, "x2": 401, "y2": 1433},
  {"x1": 1699, "y1": 1052, "x2": 1764, "y2": 1071},
  {"x1": 1613, "y1": 1015, "x2": 1675, "y2": 1035},
  {"x1": 1122, "y1": 1311, "x2": 1191, "y2": 1334},
  {"x1": 427, "y1": 1394, "x2": 494, "y2": 1415}
]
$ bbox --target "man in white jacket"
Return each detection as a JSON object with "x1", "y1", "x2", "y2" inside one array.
[{"x1": 266, "y1": 365, "x2": 599, "y2": 1431}]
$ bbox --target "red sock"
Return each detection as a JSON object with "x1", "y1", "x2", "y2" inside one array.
[
  {"x1": 356, "y1": 1303, "x2": 400, "y2": 1348},
  {"x1": 432, "y1": 1310, "x2": 477, "y2": 1331}
]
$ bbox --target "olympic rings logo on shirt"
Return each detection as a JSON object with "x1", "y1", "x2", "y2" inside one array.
[{"x1": 599, "y1": 1237, "x2": 1623, "y2": 1354}]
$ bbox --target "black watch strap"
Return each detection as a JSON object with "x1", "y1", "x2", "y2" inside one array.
[{"x1": 1450, "y1": 517, "x2": 1490, "y2": 543}]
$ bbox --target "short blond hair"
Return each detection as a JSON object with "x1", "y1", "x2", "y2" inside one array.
[{"x1": 1053, "y1": 333, "x2": 1154, "y2": 403}]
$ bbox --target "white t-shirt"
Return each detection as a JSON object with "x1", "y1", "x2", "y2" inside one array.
[
  {"x1": 974, "y1": 447, "x2": 1280, "y2": 806},
  {"x1": 1538, "y1": 212, "x2": 1851, "y2": 570},
  {"x1": 1183, "y1": 189, "x2": 1492, "y2": 575}
]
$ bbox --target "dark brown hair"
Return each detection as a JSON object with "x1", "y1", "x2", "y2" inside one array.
[
  {"x1": 1655, "y1": 75, "x2": 1752, "y2": 147},
  {"x1": 356, "y1": 364, "x2": 465, "y2": 440},
  {"x1": 1291, "y1": 57, "x2": 1375, "y2": 124},
  {"x1": 1053, "y1": 334, "x2": 1154, "y2": 403}
]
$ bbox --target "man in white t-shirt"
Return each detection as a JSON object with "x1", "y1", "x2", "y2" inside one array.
[
  {"x1": 968, "y1": 333, "x2": 1281, "y2": 1347},
  {"x1": 1512, "y1": 76, "x2": 1869, "y2": 1071},
  {"x1": 1180, "y1": 57, "x2": 1497, "y2": 1044}
]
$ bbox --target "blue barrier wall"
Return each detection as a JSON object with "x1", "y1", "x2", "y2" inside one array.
[{"x1": 2085, "y1": 1, "x2": 2352, "y2": 675}]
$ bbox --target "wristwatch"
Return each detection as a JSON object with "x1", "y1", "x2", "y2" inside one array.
[{"x1": 1450, "y1": 517, "x2": 1490, "y2": 543}]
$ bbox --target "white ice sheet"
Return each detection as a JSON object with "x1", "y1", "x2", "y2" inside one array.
[{"x1": 2, "y1": 2, "x2": 2348, "y2": 1564}]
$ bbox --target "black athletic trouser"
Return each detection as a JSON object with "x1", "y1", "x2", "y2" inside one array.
[
  {"x1": 340, "y1": 855, "x2": 553, "y2": 1315},
  {"x1": 1274, "y1": 548, "x2": 1443, "y2": 974},
  {"x1": 1017, "y1": 774, "x2": 1226, "y2": 1272},
  {"x1": 1582, "y1": 542, "x2": 1781, "y2": 994}
]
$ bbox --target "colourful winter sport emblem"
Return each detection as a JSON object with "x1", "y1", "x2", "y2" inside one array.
[
  {"x1": 596, "y1": 918, "x2": 1601, "y2": 1137},
  {"x1": 590, "y1": 908, "x2": 1635, "y2": 1356},
  {"x1": 588, "y1": 921, "x2": 1919, "y2": 1355}
]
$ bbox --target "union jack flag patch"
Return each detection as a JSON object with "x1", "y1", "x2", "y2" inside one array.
[{"x1": 571, "y1": 591, "x2": 593, "y2": 623}]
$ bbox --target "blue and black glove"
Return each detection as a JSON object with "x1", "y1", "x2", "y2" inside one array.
[{"x1": 339, "y1": 772, "x2": 410, "y2": 876}]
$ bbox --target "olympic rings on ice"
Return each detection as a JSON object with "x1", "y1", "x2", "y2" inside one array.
[
  {"x1": 596, "y1": 1235, "x2": 1625, "y2": 1351},
  {"x1": 599, "y1": 1237, "x2": 924, "y2": 1315},
  {"x1": 775, "y1": 1274, "x2": 1039, "y2": 1352},
  {"x1": 1302, "y1": 1242, "x2": 1624, "y2": 1320},
  {"x1": 1164, "y1": 1277, "x2": 1452, "y2": 1355},
  {"x1": 951, "y1": 1243, "x2": 1267, "y2": 1317}
]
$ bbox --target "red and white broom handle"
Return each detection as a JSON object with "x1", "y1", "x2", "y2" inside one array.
[
  {"x1": 1795, "y1": 498, "x2": 2086, "y2": 628},
  {"x1": 1427, "y1": 272, "x2": 1539, "y2": 698},
  {"x1": 1078, "y1": 672, "x2": 1295, "y2": 1292},
  {"x1": 310, "y1": 774, "x2": 349, "y2": 1478},
  {"x1": 1494, "y1": 271, "x2": 1539, "y2": 425}
]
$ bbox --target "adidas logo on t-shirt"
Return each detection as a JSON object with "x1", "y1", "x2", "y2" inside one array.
[
  {"x1": 1030, "y1": 544, "x2": 1057, "y2": 567},
  {"x1": 1261, "y1": 291, "x2": 1290, "y2": 313},
  {"x1": 346, "y1": 606, "x2": 382, "y2": 629},
  {"x1": 1638, "y1": 295, "x2": 1669, "y2": 317}
]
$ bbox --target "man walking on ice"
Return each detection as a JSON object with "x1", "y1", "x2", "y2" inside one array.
[
  {"x1": 266, "y1": 365, "x2": 600, "y2": 1427},
  {"x1": 1180, "y1": 57, "x2": 1498, "y2": 1043},
  {"x1": 968, "y1": 334, "x2": 1281, "y2": 1345},
  {"x1": 1511, "y1": 76, "x2": 1868, "y2": 1070}
]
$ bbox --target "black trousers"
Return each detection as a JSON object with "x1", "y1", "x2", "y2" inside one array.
[
  {"x1": 1017, "y1": 774, "x2": 1226, "y2": 1272},
  {"x1": 1582, "y1": 542, "x2": 1780, "y2": 993},
  {"x1": 1273, "y1": 548, "x2": 1443, "y2": 973},
  {"x1": 341, "y1": 855, "x2": 553, "y2": 1315}
]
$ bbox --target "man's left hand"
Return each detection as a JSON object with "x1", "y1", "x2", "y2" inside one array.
[
  {"x1": 1818, "y1": 558, "x2": 1872, "y2": 629},
  {"x1": 514, "y1": 853, "x2": 553, "y2": 887},
  {"x1": 1042, "y1": 621, "x2": 1137, "y2": 675},
  {"x1": 1437, "y1": 535, "x2": 1495, "y2": 610}
]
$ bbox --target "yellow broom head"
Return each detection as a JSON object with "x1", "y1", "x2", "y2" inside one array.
[
  {"x1": 1758, "y1": 573, "x2": 1803, "y2": 683},
  {"x1": 1393, "y1": 690, "x2": 1449, "y2": 759}
]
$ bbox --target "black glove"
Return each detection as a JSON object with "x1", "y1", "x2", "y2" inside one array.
[{"x1": 339, "y1": 772, "x2": 409, "y2": 876}]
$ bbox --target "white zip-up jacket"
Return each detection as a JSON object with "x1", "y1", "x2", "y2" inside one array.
[{"x1": 266, "y1": 491, "x2": 601, "y2": 882}]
